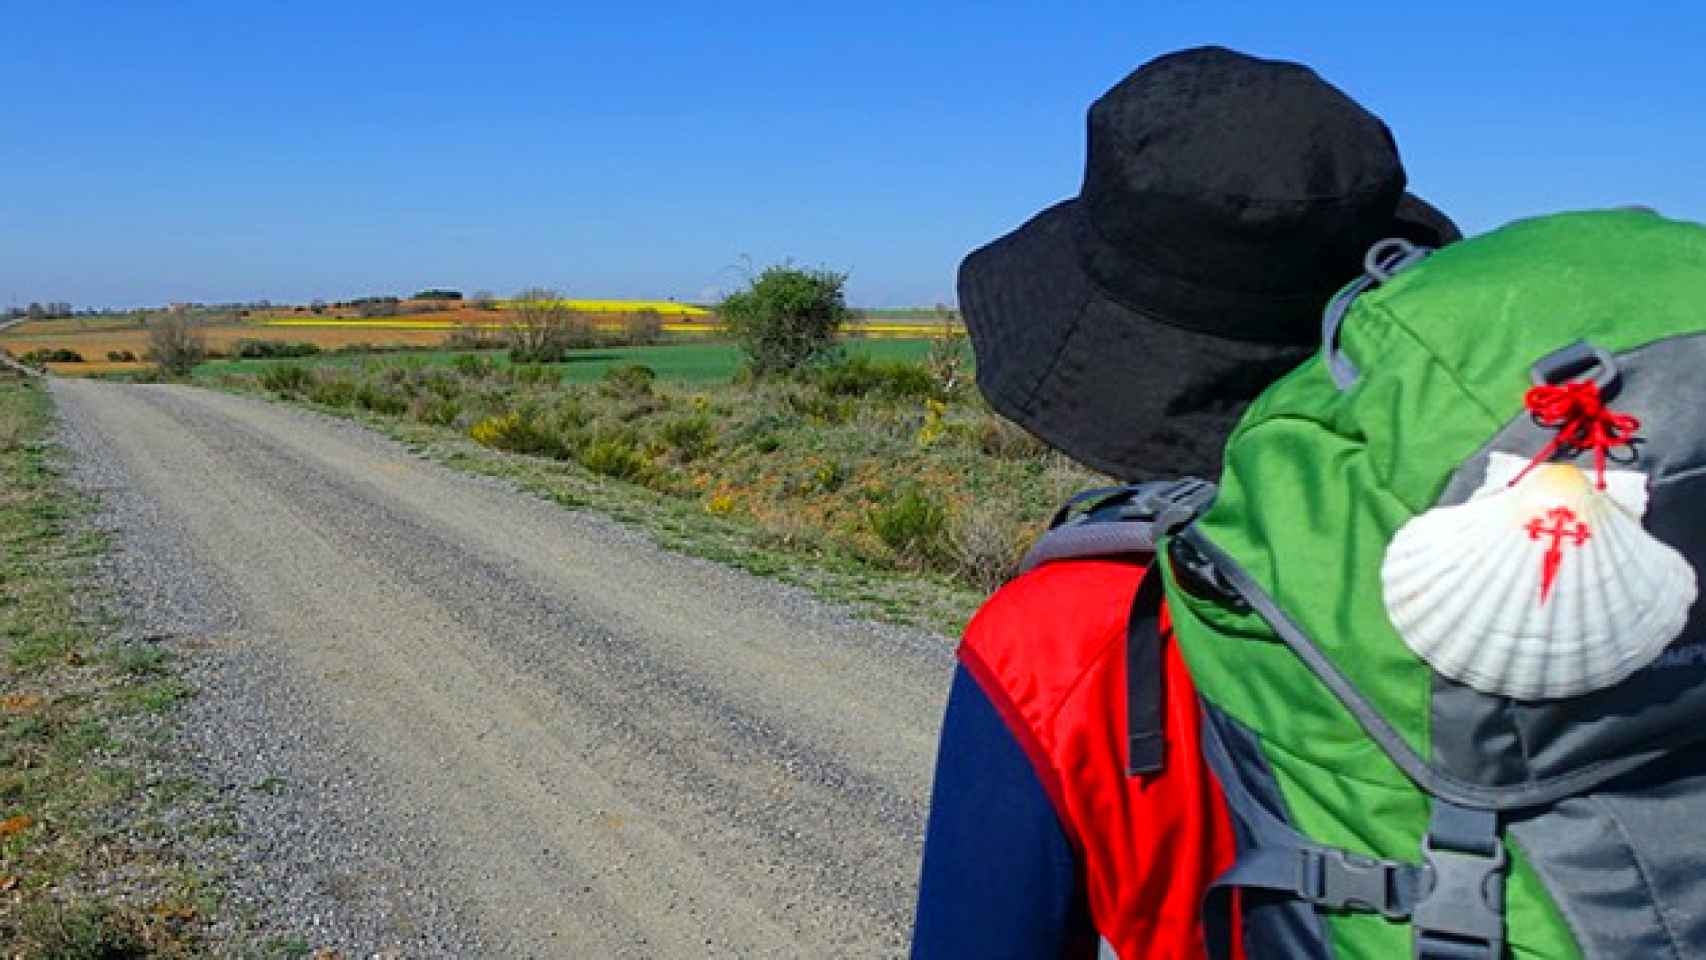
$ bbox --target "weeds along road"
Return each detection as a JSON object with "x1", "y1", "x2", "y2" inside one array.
[{"x1": 52, "y1": 377, "x2": 953, "y2": 957}]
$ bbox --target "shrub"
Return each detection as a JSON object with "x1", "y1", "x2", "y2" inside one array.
[
  {"x1": 0, "y1": 404, "x2": 26, "y2": 452},
  {"x1": 234, "y1": 339, "x2": 322, "y2": 359},
  {"x1": 468, "y1": 410, "x2": 563, "y2": 457},
  {"x1": 355, "y1": 381, "x2": 408, "y2": 415},
  {"x1": 511, "y1": 363, "x2": 561, "y2": 387},
  {"x1": 506, "y1": 287, "x2": 594, "y2": 362},
  {"x1": 949, "y1": 500, "x2": 1024, "y2": 591},
  {"x1": 786, "y1": 389, "x2": 853, "y2": 424},
  {"x1": 21, "y1": 348, "x2": 84, "y2": 364},
  {"x1": 306, "y1": 374, "x2": 357, "y2": 407},
  {"x1": 451, "y1": 354, "x2": 498, "y2": 379},
  {"x1": 868, "y1": 487, "x2": 949, "y2": 567},
  {"x1": 621, "y1": 308, "x2": 664, "y2": 346},
  {"x1": 977, "y1": 413, "x2": 1049, "y2": 460},
  {"x1": 924, "y1": 308, "x2": 969, "y2": 399},
  {"x1": 813, "y1": 354, "x2": 936, "y2": 400},
  {"x1": 259, "y1": 363, "x2": 312, "y2": 394},
  {"x1": 659, "y1": 414, "x2": 715, "y2": 461},
  {"x1": 410, "y1": 394, "x2": 462, "y2": 426},
  {"x1": 145, "y1": 313, "x2": 207, "y2": 375},
  {"x1": 579, "y1": 436, "x2": 650, "y2": 481},
  {"x1": 718, "y1": 264, "x2": 849, "y2": 377},
  {"x1": 444, "y1": 321, "x2": 503, "y2": 351},
  {"x1": 599, "y1": 363, "x2": 657, "y2": 396},
  {"x1": 105, "y1": 350, "x2": 138, "y2": 362}
]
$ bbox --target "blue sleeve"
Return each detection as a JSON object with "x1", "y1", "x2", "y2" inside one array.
[{"x1": 911, "y1": 665, "x2": 1093, "y2": 959}]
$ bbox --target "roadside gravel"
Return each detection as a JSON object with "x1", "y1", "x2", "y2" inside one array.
[{"x1": 52, "y1": 378, "x2": 954, "y2": 957}]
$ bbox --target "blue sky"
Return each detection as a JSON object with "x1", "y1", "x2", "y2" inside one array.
[{"x1": 3, "y1": 2, "x2": 1702, "y2": 309}]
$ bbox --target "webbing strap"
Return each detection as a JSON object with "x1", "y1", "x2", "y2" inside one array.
[
  {"x1": 1124, "y1": 570, "x2": 1166, "y2": 776},
  {"x1": 1414, "y1": 801, "x2": 1507, "y2": 960},
  {"x1": 1199, "y1": 705, "x2": 1423, "y2": 960}
]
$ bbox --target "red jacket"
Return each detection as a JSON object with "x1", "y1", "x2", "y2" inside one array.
[{"x1": 916, "y1": 559, "x2": 1242, "y2": 958}]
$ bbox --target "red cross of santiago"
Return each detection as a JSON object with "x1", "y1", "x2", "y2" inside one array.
[{"x1": 1525, "y1": 506, "x2": 1592, "y2": 603}]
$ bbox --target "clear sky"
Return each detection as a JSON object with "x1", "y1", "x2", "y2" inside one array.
[{"x1": 3, "y1": 2, "x2": 1702, "y2": 309}]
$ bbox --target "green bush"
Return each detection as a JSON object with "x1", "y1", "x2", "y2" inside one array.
[
  {"x1": 599, "y1": 363, "x2": 657, "y2": 397},
  {"x1": 579, "y1": 436, "x2": 650, "y2": 480},
  {"x1": 718, "y1": 265, "x2": 849, "y2": 376},
  {"x1": 868, "y1": 487, "x2": 949, "y2": 567},
  {"x1": 20, "y1": 348, "x2": 83, "y2": 364},
  {"x1": 813, "y1": 354, "x2": 937, "y2": 400},
  {"x1": 235, "y1": 339, "x2": 322, "y2": 359},
  {"x1": 418, "y1": 368, "x2": 463, "y2": 400},
  {"x1": 306, "y1": 375, "x2": 357, "y2": 407},
  {"x1": 511, "y1": 363, "x2": 562, "y2": 387},
  {"x1": 104, "y1": 350, "x2": 138, "y2": 362},
  {"x1": 554, "y1": 393, "x2": 592, "y2": 426},
  {"x1": 259, "y1": 363, "x2": 312, "y2": 394},
  {"x1": 468, "y1": 410, "x2": 564, "y2": 457},
  {"x1": 659, "y1": 414, "x2": 716, "y2": 461},
  {"x1": 451, "y1": 354, "x2": 497, "y2": 378},
  {"x1": 355, "y1": 381, "x2": 408, "y2": 415},
  {"x1": 411, "y1": 394, "x2": 462, "y2": 426},
  {"x1": 786, "y1": 389, "x2": 854, "y2": 424}
]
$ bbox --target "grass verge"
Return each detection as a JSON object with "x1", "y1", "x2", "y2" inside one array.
[
  {"x1": 209, "y1": 342, "x2": 1106, "y2": 636},
  {"x1": 0, "y1": 373, "x2": 212, "y2": 956}
]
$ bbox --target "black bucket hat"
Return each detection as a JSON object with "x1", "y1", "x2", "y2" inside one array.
[{"x1": 960, "y1": 46, "x2": 1459, "y2": 480}]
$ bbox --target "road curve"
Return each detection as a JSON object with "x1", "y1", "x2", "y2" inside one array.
[{"x1": 51, "y1": 379, "x2": 953, "y2": 957}]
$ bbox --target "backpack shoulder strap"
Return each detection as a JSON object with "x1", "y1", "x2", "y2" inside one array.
[
  {"x1": 1016, "y1": 477, "x2": 1216, "y2": 575},
  {"x1": 1017, "y1": 478, "x2": 1217, "y2": 777}
]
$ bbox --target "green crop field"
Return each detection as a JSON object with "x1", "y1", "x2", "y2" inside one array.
[{"x1": 196, "y1": 338, "x2": 953, "y2": 385}]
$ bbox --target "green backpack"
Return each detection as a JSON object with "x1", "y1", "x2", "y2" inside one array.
[{"x1": 1151, "y1": 208, "x2": 1706, "y2": 959}]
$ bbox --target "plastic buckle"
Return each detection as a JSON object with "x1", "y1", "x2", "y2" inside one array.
[
  {"x1": 1299, "y1": 847, "x2": 1412, "y2": 921},
  {"x1": 1412, "y1": 837, "x2": 1508, "y2": 960},
  {"x1": 1165, "y1": 533, "x2": 1249, "y2": 613},
  {"x1": 1147, "y1": 478, "x2": 1216, "y2": 534},
  {"x1": 1530, "y1": 339, "x2": 1621, "y2": 396}
]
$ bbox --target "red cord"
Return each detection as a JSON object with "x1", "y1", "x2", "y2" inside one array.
[{"x1": 1508, "y1": 380, "x2": 1640, "y2": 490}]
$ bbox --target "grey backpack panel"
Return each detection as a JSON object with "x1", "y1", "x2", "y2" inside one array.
[
  {"x1": 1199, "y1": 706, "x2": 1335, "y2": 960},
  {"x1": 1427, "y1": 334, "x2": 1706, "y2": 797},
  {"x1": 1508, "y1": 747, "x2": 1706, "y2": 958}
]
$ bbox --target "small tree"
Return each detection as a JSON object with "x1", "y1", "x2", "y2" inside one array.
[
  {"x1": 506, "y1": 288, "x2": 591, "y2": 362},
  {"x1": 146, "y1": 312, "x2": 207, "y2": 376},
  {"x1": 469, "y1": 290, "x2": 498, "y2": 311},
  {"x1": 622, "y1": 308, "x2": 664, "y2": 346},
  {"x1": 718, "y1": 265, "x2": 848, "y2": 377}
]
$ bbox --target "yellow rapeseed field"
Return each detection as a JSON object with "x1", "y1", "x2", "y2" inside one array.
[{"x1": 504, "y1": 299, "x2": 711, "y2": 317}]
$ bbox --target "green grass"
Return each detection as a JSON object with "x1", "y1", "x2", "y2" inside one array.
[
  {"x1": 196, "y1": 337, "x2": 945, "y2": 384},
  {"x1": 0, "y1": 375, "x2": 212, "y2": 955}
]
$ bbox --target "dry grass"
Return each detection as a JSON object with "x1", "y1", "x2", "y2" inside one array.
[{"x1": 0, "y1": 403, "x2": 25, "y2": 452}]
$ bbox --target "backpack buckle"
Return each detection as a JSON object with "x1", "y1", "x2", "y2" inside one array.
[
  {"x1": 1298, "y1": 847, "x2": 1415, "y2": 920},
  {"x1": 1412, "y1": 834, "x2": 1508, "y2": 960},
  {"x1": 1145, "y1": 477, "x2": 1216, "y2": 534}
]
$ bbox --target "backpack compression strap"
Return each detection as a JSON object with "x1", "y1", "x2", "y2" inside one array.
[{"x1": 1012, "y1": 478, "x2": 1216, "y2": 777}]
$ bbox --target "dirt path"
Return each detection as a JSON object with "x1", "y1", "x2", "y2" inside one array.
[{"x1": 51, "y1": 379, "x2": 952, "y2": 957}]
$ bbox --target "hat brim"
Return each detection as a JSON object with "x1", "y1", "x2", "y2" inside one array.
[
  {"x1": 1393, "y1": 191, "x2": 1462, "y2": 247},
  {"x1": 959, "y1": 191, "x2": 1459, "y2": 479}
]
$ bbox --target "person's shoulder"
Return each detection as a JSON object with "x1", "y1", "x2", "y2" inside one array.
[{"x1": 959, "y1": 558, "x2": 1148, "y2": 719}]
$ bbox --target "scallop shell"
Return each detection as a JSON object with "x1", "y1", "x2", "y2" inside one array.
[{"x1": 1381, "y1": 452, "x2": 1697, "y2": 700}]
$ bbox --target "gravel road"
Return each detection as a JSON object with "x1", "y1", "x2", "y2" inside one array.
[{"x1": 51, "y1": 378, "x2": 954, "y2": 958}]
